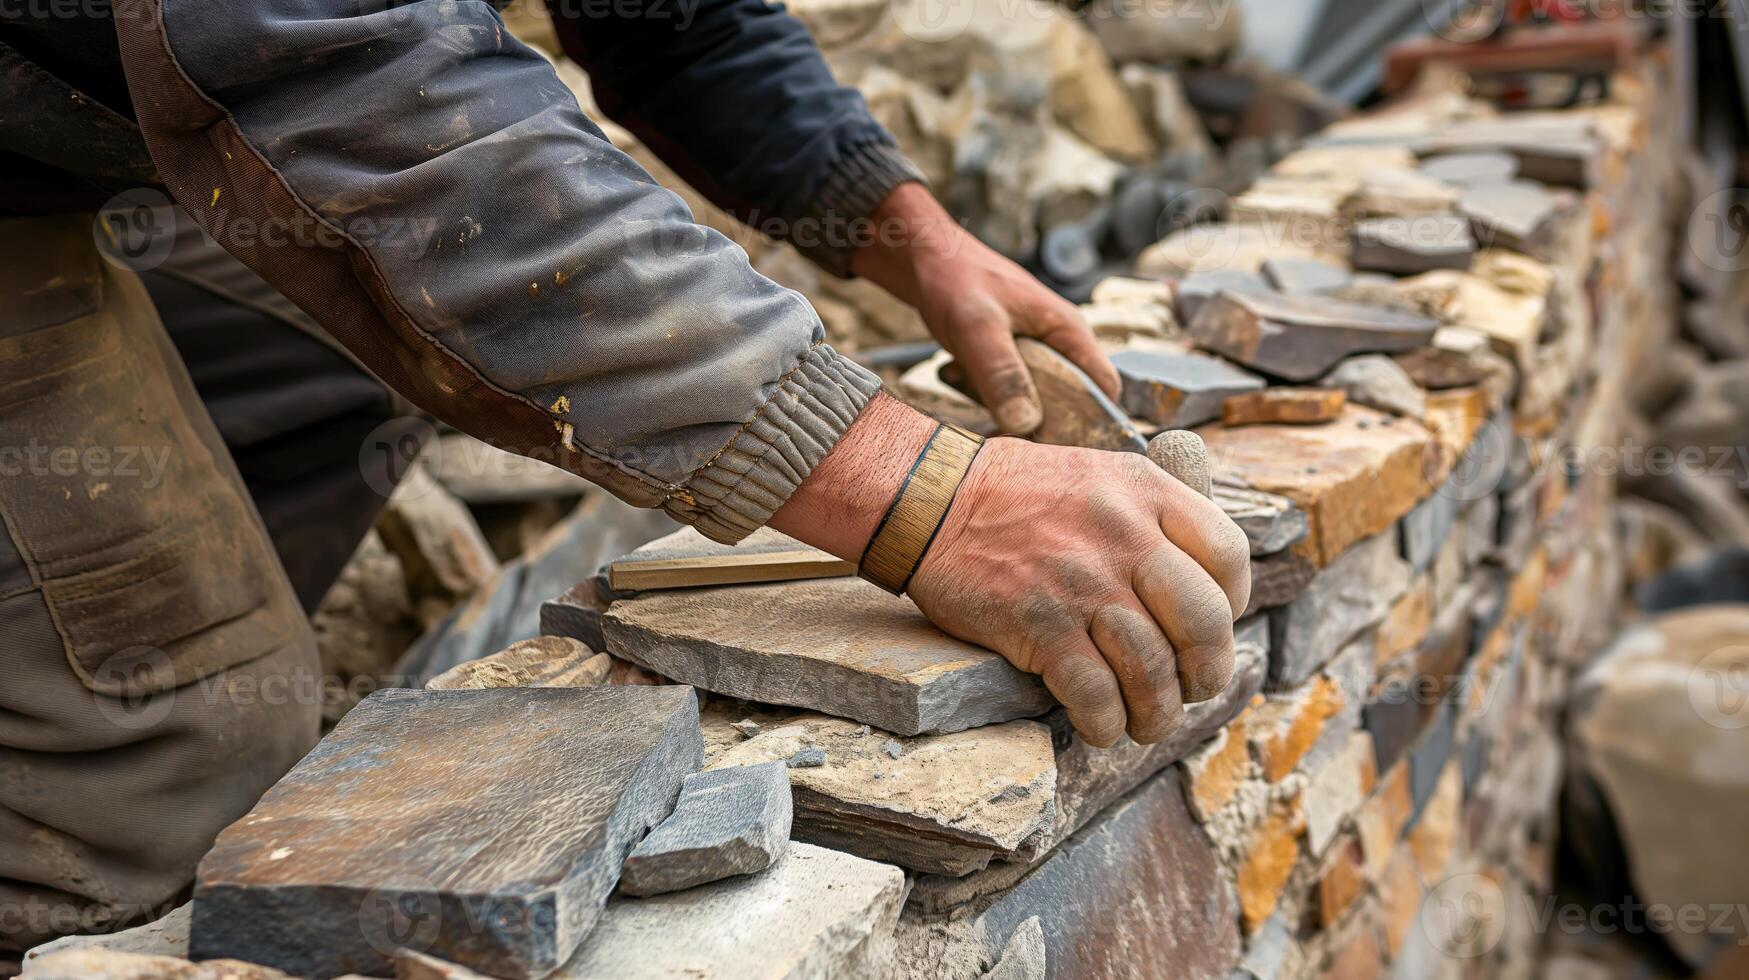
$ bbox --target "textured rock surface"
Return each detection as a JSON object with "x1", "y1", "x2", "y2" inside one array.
[
  {"x1": 706, "y1": 713, "x2": 1055, "y2": 876},
  {"x1": 555, "y1": 844, "x2": 905, "y2": 979},
  {"x1": 1112, "y1": 349, "x2": 1264, "y2": 427},
  {"x1": 1262, "y1": 257, "x2": 1351, "y2": 294},
  {"x1": 1319, "y1": 354, "x2": 1428, "y2": 419},
  {"x1": 22, "y1": 905, "x2": 191, "y2": 967},
  {"x1": 1221, "y1": 387, "x2": 1347, "y2": 427},
  {"x1": 21, "y1": 950, "x2": 292, "y2": 979},
  {"x1": 1201, "y1": 406, "x2": 1434, "y2": 567},
  {"x1": 1270, "y1": 531, "x2": 1411, "y2": 687},
  {"x1": 1350, "y1": 215, "x2": 1476, "y2": 275},
  {"x1": 946, "y1": 338, "x2": 1145, "y2": 452},
  {"x1": 1214, "y1": 483, "x2": 1311, "y2": 556},
  {"x1": 1172, "y1": 268, "x2": 1269, "y2": 322},
  {"x1": 620, "y1": 762, "x2": 793, "y2": 897},
  {"x1": 603, "y1": 577, "x2": 1054, "y2": 735},
  {"x1": 191, "y1": 687, "x2": 703, "y2": 979},
  {"x1": 425, "y1": 635, "x2": 610, "y2": 690},
  {"x1": 1188, "y1": 289, "x2": 1439, "y2": 382}
]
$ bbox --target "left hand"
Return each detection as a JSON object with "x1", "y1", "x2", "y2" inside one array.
[{"x1": 849, "y1": 183, "x2": 1120, "y2": 435}]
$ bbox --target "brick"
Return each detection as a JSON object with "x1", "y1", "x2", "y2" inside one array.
[
  {"x1": 619, "y1": 762, "x2": 793, "y2": 897},
  {"x1": 1270, "y1": 531, "x2": 1411, "y2": 686},
  {"x1": 1350, "y1": 215, "x2": 1476, "y2": 275},
  {"x1": 1112, "y1": 349, "x2": 1265, "y2": 427},
  {"x1": 603, "y1": 577, "x2": 1054, "y2": 736},
  {"x1": 1201, "y1": 406, "x2": 1434, "y2": 567},
  {"x1": 1221, "y1": 387, "x2": 1348, "y2": 427},
  {"x1": 1187, "y1": 290, "x2": 1439, "y2": 382},
  {"x1": 1316, "y1": 834, "x2": 1368, "y2": 928},
  {"x1": 190, "y1": 687, "x2": 703, "y2": 979},
  {"x1": 1237, "y1": 798, "x2": 1305, "y2": 933},
  {"x1": 1250, "y1": 675, "x2": 1344, "y2": 782},
  {"x1": 1356, "y1": 762, "x2": 1413, "y2": 878}
]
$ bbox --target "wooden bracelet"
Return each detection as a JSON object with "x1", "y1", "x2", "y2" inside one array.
[{"x1": 858, "y1": 422, "x2": 984, "y2": 595}]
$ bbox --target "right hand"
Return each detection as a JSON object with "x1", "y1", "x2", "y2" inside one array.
[{"x1": 907, "y1": 439, "x2": 1251, "y2": 747}]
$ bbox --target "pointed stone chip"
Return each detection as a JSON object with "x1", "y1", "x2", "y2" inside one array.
[
  {"x1": 1187, "y1": 290, "x2": 1438, "y2": 382},
  {"x1": 1212, "y1": 483, "x2": 1310, "y2": 556},
  {"x1": 1350, "y1": 215, "x2": 1476, "y2": 276},
  {"x1": 554, "y1": 844, "x2": 905, "y2": 979},
  {"x1": 1112, "y1": 349, "x2": 1265, "y2": 427},
  {"x1": 619, "y1": 762, "x2": 793, "y2": 897},
  {"x1": 602, "y1": 577, "x2": 1055, "y2": 736},
  {"x1": 189, "y1": 687, "x2": 704, "y2": 980},
  {"x1": 1220, "y1": 388, "x2": 1346, "y2": 427}
]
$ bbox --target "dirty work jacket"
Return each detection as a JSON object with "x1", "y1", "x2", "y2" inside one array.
[{"x1": 3, "y1": 0, "x2": 922, "y2": 543}]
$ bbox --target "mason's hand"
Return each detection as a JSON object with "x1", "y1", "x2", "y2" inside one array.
[
  {"x1": 850, "y1": 183, "x2": 1119, "y2": 435},
  {"x1": 906, "y1": 439, "x2": 1250, "y2": 746},
  {"x1": 771, "y1": 394, "x2": 1251, "y2": 748}
]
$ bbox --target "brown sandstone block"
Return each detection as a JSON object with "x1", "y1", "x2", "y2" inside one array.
[
  {"x1": 1408, "y1": 763, "x2": 1463, "y2": 884},
  {"x1": 1320, "y1": 923, "x2": 1385, "y2": 980},
  {"x1": 1375, "y1": 575, "x2": 1433, "y2": 666},
  {"x1": 1183, "y1": 711, "x2": 1255, "y2": 821},
  {"x1": 1201, "y1": 406, "x2": 1434, "y2": 567},
  {"x1": 1356, "y1": 761, "x2": 1413, "y2": 878},
  {"x1": 1377, "y1": 846, "x2": 1425, "y2": 957},
  {"x1": 1250, "y1": 675, "x2": 1345, "y2": 782},
  {"x1": 1316, "y1": 835, "x2": 1368, "y2": 928},
  {"x1": 1221, "y1": 388, "x2": 1347, "y2": 427}
]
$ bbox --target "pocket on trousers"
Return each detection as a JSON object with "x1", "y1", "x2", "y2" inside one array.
[{"x1": 0, "y1": 290, "x2": 281, "y2": 698}]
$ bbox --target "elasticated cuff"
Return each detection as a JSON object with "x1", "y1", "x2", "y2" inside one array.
[
  {"x1": 797, "y1": 140, "x2": 929, "y2": 279},
  {"x1": 673, "y1": 344, "x2": 884, "y2": 543}
]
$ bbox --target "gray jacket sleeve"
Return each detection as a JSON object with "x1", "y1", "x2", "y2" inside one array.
[{"x1": 112, "y1": 0, "x2": 882, "y2": 542}]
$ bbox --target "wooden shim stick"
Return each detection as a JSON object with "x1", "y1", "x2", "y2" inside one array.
[{"x1": 608, "y1": 550, "x2": 856, "y2": 592}]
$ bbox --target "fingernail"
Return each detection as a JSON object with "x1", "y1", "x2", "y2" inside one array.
[{"x1": 997, "y1": 397, "x2": 1042, "y2": 435}]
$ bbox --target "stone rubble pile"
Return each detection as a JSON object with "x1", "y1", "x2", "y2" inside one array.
[{"x1": 24, "y1": 23, "x2": 1704, "y2": 980}]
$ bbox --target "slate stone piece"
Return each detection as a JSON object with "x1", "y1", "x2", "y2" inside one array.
[
  {"x1": 1418, "y1": 152, "x2": 1517, "y2": 187},
  {"x1": 1319, "y1": 354, "x2": 1427, "y2": 419},
  {"x1": 1172, "y1": 268, "x2": 1268, "y2": 322},
  {"x1": 1111, "y1": 349, "x2": 1265, "y2": 427},
  {"x1": 938, "y1": 769, "x2": 1241, "y2": 980},
  {"x1": 554, "y1": 844, "x2": 905, "y2": 979},
  {"x1": 190, "y1": 687, "x2": 704, "y2": 979},
  {"x1": 1350, "y1": 215, "x2": 1476, "y2": 275},
  {"x1": 1407, "y1": 702, "x2": 1457, "y2": 825},
  {"x1": 1262, "y1": 256, "x2": 1350, "y2": 294},
  {"x1": 1413, "y1": 120, "x2": 1601, "y2": 187},
  {"x1": 1245, "y1": 552, "x2": 1318, "y2": 615},
  {"x1": 620, "y1": 762, "x2": 792, "y2": 897},
  {"x1": 1187, "y1": 290, "x2": 1439, "y2": 382},
  {"x1": 602, "y1": 577, "x2": 1054, "y2": 736},
  {"x1": 706, "y1": 713, "x2": 1056, "y2": 876},
  {"x1": 1212, "y1": 482, "x2": 1311, "y2": 556},
  {"x1": 1268, "y1": 530, "x2": 1410, "y2": 688}
]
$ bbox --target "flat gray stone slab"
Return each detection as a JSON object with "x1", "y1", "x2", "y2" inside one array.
[
  {"x1": 1173, "y1": 268, "x2": 1268, "y2": 322},
  {"x1": 190, "y1": 687, "x2": 703, "y2": 979},
  {"x1": 1458, "y1": 180, "x2": 1572, "y2": 258},
  {"x1": 1350, "y1": 214, "x2": 1476, "y2": 275},
  {"x1": 1419, "y1": 151, "x2": 1517, "y2": 187},
  {"x1": 1268, "y1": 529, "x2": 1410, "y2": 687},
  {"x1": 621, "y1": 762, "x2": 792, "y2": 897},
  {"x1": 23, "y1": 905, "x2": 190, "y2": 966},
  {"x1": 603, "y1": 577, "x2": 1055, "y2": 736},
  {"x1": 1262, "y1": 257, "x2": 1350, "y2": 294},
  {"x1": 1112, "y1": 349, "x2": 1265, "y2": 427},
  {"x1": 705, "y1": 713, "x2": 1056, "y2": 876},
  {"x1": 1212, "y1": 482, "x2": 1310, "y2": 556},
  {"x1": 1188, "y1": 289, "x2": 1439, "y2": 381},
  {"x1": 555, "y1": 843, "x2": 905, "y2": 979}
]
